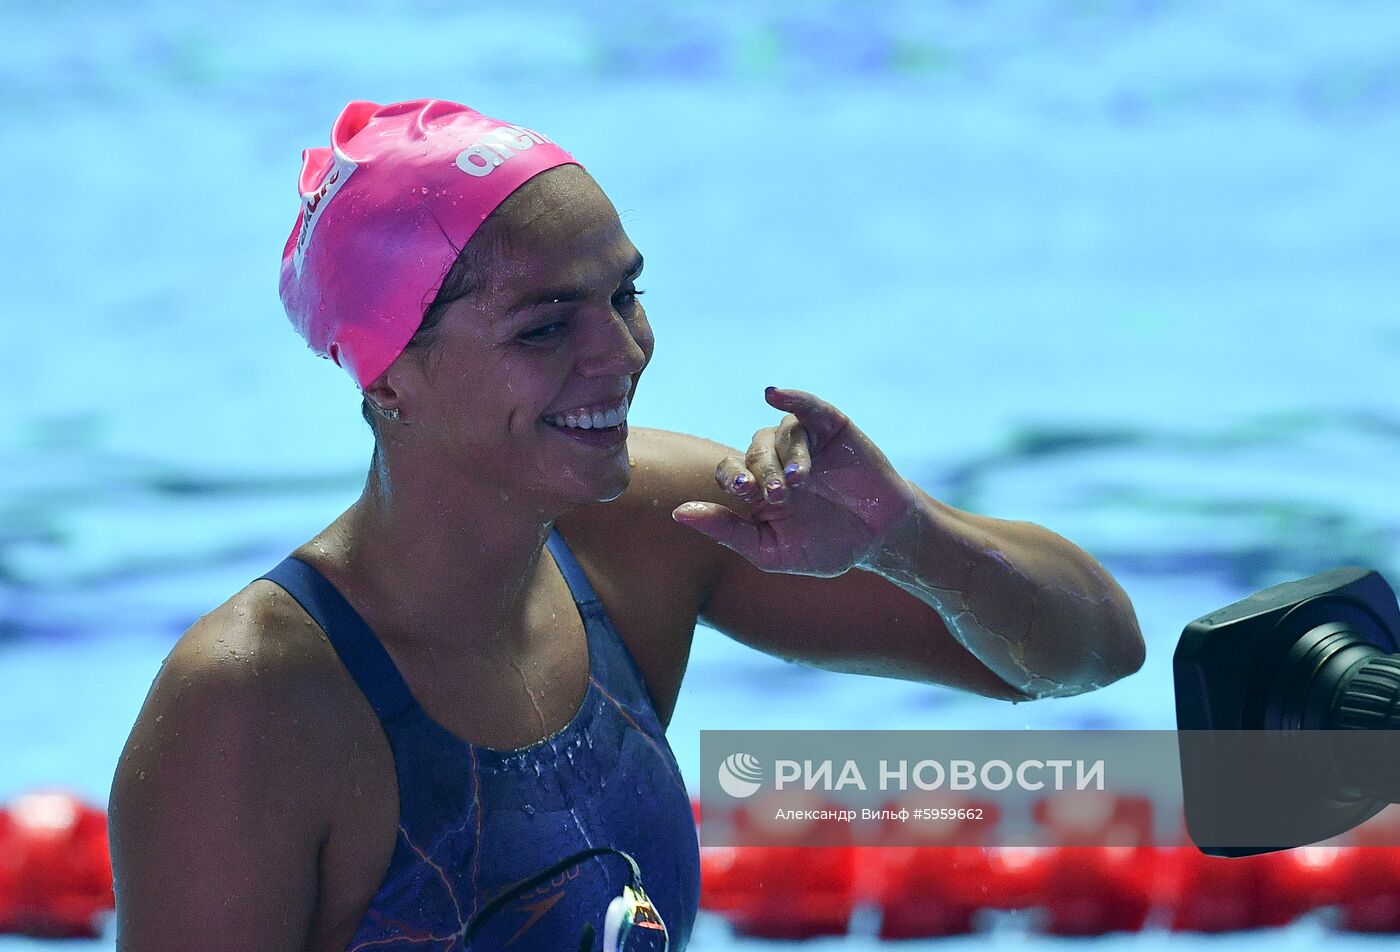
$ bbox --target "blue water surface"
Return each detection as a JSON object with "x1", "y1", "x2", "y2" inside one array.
[{"x1": 4, "y1": 0, "x2": 1400, "y2": 947}]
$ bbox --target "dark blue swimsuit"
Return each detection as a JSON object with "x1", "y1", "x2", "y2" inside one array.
[{"x1": 258, "y1": 527, "x2": 700, "y2": 950}]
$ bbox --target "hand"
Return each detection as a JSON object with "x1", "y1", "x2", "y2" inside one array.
[{"x1": 672, "y1": 387, "x2": 918, "y2": 577}]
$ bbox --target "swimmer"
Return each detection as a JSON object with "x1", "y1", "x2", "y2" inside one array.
[{"x1": 108, "y1": 99, "x2": 1145, "y2": 951}]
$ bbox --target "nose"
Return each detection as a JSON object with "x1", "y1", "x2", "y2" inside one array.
[{"x1": 578, "y1": 308, "x2": 650, "y2": 378}]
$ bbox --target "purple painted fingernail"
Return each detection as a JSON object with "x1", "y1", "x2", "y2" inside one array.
[
  {"x1": 733, "y1": 473, "x2": 749, "y2": 489},
  {"x1": 784, "y1": 462, "x2": 800, "y2": 478},
  {"x1": 766, "y1": 479, "x2": 783, "y2": 493}
]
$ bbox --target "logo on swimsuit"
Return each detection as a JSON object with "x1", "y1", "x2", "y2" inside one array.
[
  {"x1": 503, "y1": 862, "x2": 579, "y2": 947},
  {"x1": 454, "y1": 124, "x2": 556, "y2": 177},
  {"x1": 718, "y1": 752, "x2": 764, "y2": 798}
]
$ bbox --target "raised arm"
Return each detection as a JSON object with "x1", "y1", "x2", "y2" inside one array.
[
  {"x1": 109, "y1": 613, "x2": 332, "y2": 951},
  {"x1": 851, "y1": 483, "x2": 1144, "y2": 699},
  {"x1": 669, "y1": 388, "x2": 1144, "y2": 701}
]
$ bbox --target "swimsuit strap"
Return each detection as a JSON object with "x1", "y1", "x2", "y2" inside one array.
[
  {"x1": 257, "y1": 556, "x2": 418, "y2": 725},
  {"x1": 546, "y1": 526, "x2": 601, "y2": 608},
  {"x1": 258, "y1": 530, "x2": 594, "y2": 723}
]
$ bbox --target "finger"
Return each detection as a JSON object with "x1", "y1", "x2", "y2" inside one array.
[
  {"x1": 714, "y1": 454, "x2": 762, "y2": 506},
  {"x1": 774, "y1": 414, "x2": 812, "y2": 487},
  {"x1": 764, "y1": 386, "x2": 850, "y2": 451},
  {"x1": 745, "y1": 429, "x2": 788, "y2": 504},
  {"x1": 671, "y1": 502, "x2": 777, "y2": 569}
]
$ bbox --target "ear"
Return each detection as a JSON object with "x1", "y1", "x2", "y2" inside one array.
[{"x1": 361, "y1": 371, "x2": 404, "y2": 418}]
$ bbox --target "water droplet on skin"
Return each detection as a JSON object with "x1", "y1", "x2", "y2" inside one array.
[
  {"x1": 138, "y1": 770, "x2": 146, "y2": 780},
  {"x1": 155, "y1": 715, "x2": 163, "y2": 723}
]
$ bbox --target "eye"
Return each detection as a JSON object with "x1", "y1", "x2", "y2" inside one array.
[
  {"x1": 614, "y1": 287, "x2": 646, "y2": 312},
  {"x1": 516, "y1": 320, "x2": 567, "y2": 343}
]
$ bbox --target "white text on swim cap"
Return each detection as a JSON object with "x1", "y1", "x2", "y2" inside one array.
[
  {"x1": 455, "y1": 125, "x2": 555, "y2": 177},
  {"x1": 294, "y1": 151, "x2": 357, "y2": 276}
]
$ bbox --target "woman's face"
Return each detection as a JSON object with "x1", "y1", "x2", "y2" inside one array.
[{"x1": 386, "y1": 166, "x2": 654, "y2": 511}]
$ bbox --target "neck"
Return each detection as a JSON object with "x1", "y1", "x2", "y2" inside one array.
[{"x1": 319, "y1": 447, "x2": 566, "y2": 657}]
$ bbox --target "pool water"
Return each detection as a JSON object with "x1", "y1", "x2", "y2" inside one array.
[{"x1": 4, "y1": 1, "x2": 1400, "y2": 947}]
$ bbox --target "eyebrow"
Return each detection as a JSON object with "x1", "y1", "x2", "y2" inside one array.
[{"x1": 503, "y1": 252, "x2": 645, "y2": 318}]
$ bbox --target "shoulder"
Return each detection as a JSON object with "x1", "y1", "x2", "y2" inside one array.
[
  {"x1": 557, "y1": 426, "x2": 741, "y2": 608},
  {"x1": 108, "y1": 585, "x2": 368, "y2": 948},
  {"x1": 112, "y1": 582, "x2": 366, "y2": 829},
  {"x1": 170, "y1": 582, "x2": 360, "y2": 730},
  {"x1": 624, "y1": 426, "x2": 735, "y2": 486},
  {"x1": 596, "y1": 426, "x2": 739, "y2": 515}
]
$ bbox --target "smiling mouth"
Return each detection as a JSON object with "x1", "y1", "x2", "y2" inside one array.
[{"x1": 540, "y1": 396, "x2": 629, "y2": 431}]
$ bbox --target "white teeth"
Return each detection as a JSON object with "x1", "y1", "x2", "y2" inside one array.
[{"x1": 546, "y1": 397, "x2": 629, "y2": 430}]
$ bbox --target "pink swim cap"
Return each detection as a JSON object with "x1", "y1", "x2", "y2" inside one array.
[{"x1": 279, "y1": 99, "x2": 582, "y2": 389}]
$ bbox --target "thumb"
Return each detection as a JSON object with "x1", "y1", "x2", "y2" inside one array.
[{"x1": 671, "y1": 502, "x2": 767, "y2": 560}]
